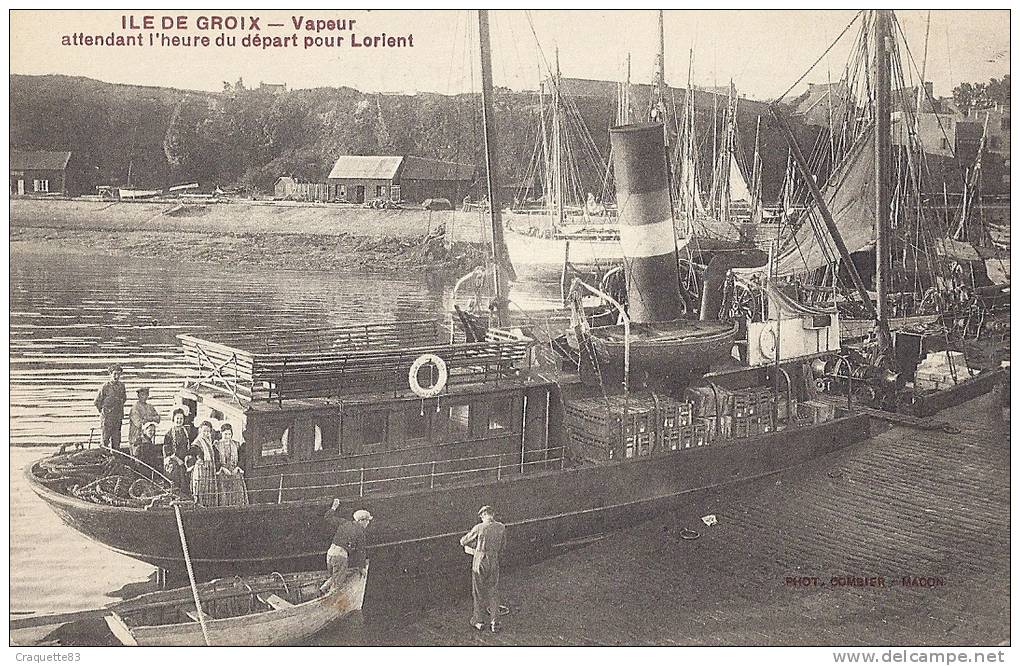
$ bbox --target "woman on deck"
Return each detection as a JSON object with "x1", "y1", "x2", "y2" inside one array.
[
  {"x1": 215, "y1": 423, "x2": 248, "y2": 506},
  {"x1": 187, "y1": 421, "x2": 221, "y2": 507},
  {"x1": 163, "y1": 408, "x2": 192, "y2": 461}
]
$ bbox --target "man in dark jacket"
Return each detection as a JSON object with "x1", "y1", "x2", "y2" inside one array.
[
  {"x1": 320, "y1": 501, "x2": 372, "y2": 594},
  {"x1": 94, "y1": 364, "x2": 127, "y2": 450},
  {"x1": 461, "y1": 505, "x2": 507, "y2": 632}
]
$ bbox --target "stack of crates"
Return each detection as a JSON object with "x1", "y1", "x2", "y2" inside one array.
[
  {"x1": 563, "y1": 393, "x2": 693, "y2": 461},
  {"x1": 796, "y1": 399, "x2": 836, "y2": 424},
  {"x1": 686, "y1": 384, "x2": 777, "y2": 441}
]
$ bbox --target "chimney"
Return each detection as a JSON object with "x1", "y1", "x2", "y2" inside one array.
[{"x1": 608, "y1": 123, "x2": 684, "y2": 323}]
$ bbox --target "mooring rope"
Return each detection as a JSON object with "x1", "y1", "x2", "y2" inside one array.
[{"x1": 174, "y1": 504, "x2": 212, "y2": 646}]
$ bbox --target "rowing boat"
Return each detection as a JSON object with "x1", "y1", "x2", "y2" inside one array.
[{"x1": 104, "y1": 568, "x2": 367, "y2": 646}]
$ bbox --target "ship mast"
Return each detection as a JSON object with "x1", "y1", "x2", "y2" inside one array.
[
  {"x1": 478, "y1": 9, "x2": 512, "y2": 327},
  {"x1": 874, "y1": 9, "x2": 893, "y2": 337},
  {"x1": 650, "y1": 10, "x2": 667, "y2": 123},
  {"x1": 552, "y1": 47, "x2": 564, "y2": 226}
]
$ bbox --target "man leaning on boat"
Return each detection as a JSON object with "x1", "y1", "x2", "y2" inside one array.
[{"x1": 320, "y1": 501, "x2": 372, "y2": 595}]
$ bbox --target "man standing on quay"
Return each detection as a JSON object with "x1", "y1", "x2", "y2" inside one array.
[
  {"x1": 460, "y1": 505, "x2": 506, "y2": 633},
  {"x1": 95, "y1": 364, "x2": 127, "y2": 450}
]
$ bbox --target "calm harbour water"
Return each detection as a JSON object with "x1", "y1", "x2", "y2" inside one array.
[
  {"x1": 9, "y1": 248, "x2": 561, "y2": 639},
  {"x1": 10, "y1": 249, "x2": 561, "y2": 447}
]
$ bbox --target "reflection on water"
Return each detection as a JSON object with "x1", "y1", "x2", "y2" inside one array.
[
  {"x1": 9, "y1": 249, "x2": 564, "y2": 637},
  {"x1": 9, "y1": 250, "x2": 562, "y2": 447}
]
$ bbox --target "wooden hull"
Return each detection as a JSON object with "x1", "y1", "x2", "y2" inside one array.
[
  {"x1": 105, "y1": 569, "x2": 366, "y2": 646},
  {"x1": 910, "y1": 368, "x2": 1009, "y2": 418},
  {"x1": 28, "y1": 412, "x2": 870, "y2": 578},
  {"x1": 588, "y1": 321, "x2": 739, "y2": 372},
  {"x1": 504, "y1": 227, "x2": 623, "y2": 278}
]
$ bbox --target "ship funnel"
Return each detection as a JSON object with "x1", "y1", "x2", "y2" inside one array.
[{"x1": 609, "y1": 123, "x2": 684, "y2": 323}]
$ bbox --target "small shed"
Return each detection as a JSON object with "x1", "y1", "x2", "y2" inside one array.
[
  {"x1": 10, "y1": 150, "x2": 72, "y2": 195},
  {"x1": 327, "y1": 155, "x2": 475, "y2": 204}
]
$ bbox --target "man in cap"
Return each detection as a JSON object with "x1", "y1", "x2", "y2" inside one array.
[
  {"x1": 320, "y1": 500, "x2": 372, "y2": 594},
  {"x1": 460, "y1": 505, "x2": 507, "y2": 633},
  {"x1": 128, "y1": 387, "x2": 161, "y2": 444},
  {"x1": 94, "y1": 364, "x2": 127, "y2": 450}
]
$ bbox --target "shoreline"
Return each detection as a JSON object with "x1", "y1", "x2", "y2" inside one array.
[{"x1": 10, "y1": 225, "x2": 489, "y2": 280}]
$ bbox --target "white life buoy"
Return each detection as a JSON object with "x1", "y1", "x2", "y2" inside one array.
[{"x1": 408, "y1": 353, "x2": 448, "y2": 398}]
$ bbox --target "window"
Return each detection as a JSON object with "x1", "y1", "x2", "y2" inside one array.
[
  {"x1": 390, "y1": 185, "x2": 401, "y2": 201},
  {"x1": 312, "y1": 415, "x2": 340, "y2": 454},
  {"x1": 376, "y1": 185, "x2": 386, "y2": 198},
  {"x1": 940, "y1": 138, "x2": 949, "y2": 150},
  {"x1": 33, "y1": 179, "x2": 49, "y2": 193},
  {"x1": 260, "y1": 422, "x2": 291, "y2": 457},
  {"x1": 399, "y1": 406, "x2": 431, "y2": 443},
  {"x1": 487, "y1": 400, "x2": 513, "y2": 432},
  {"x1": 339, "y1": 185, "x2": 347, "y2": 197},
  {"x1": 448, "y1": 404, "x2": 470, "y2": 438},
  {"x1": 363, "y1": 411, "x2": 388, "y2": 446}
]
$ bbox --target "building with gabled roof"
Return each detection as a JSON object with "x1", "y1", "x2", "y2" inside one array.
[
  {"x1": 327, "y1": 155, "x2": 475, "y2": 204},
  {"x1": 10, "y1": 149, "x2": 73, "y2": 195}
]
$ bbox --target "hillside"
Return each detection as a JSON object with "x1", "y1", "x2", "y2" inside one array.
[{"x1": 8, "y1": 73, "x2": 892, "y2": 201}]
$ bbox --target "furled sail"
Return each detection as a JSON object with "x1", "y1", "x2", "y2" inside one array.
[
  {"x1": 773, "y1": 125, "x2": 876, "y2": 277},
  {"x1": 728, "y1": 156, "x2": 753, "y2": 203}
]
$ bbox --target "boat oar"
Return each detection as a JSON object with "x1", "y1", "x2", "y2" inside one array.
[{"x1": 173, "y1": 503, "x2": 212, "y2": 646}]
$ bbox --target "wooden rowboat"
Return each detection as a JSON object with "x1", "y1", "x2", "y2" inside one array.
[
  {"x1": 104, "y1": 568, "x2": 367, "y2": 646},
  {"x1": 588, "y1": 320, "x2": 739, "y2": 369}
]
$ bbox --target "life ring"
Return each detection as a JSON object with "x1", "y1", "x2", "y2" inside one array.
[{"x1": 408, "y1": 353, "x2": 448, "y2": 398}]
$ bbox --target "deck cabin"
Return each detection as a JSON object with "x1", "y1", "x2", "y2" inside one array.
[{"x1": 175, "y1": 320, "x2": 566, "y2": 504}]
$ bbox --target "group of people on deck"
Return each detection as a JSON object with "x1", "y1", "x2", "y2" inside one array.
[{"x1": 94, "y1": 364, "x2": 248, "y2": 506}]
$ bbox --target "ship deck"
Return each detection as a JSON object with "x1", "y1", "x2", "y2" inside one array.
[
  {"x1": 11, "y1": 392, "x2": 1009, "y2": 646},
  {"x1": 360, "y1": 391, "x2": 1009, "y2": 646}
]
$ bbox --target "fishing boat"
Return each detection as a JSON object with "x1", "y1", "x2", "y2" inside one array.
[
  {"x1": 24, "y1": 10, "x2": 1003, "y2": 584},
  {"x1": 502, "y1": 46, "x2": 622, "y2": 279},
  {"x1": 104, "y1": 568, "x2": 367, "y2": 646}
]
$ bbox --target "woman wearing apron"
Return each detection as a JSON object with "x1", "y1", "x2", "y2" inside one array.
[
  {"x1": 215, "y1": 423, "x2": 248, "y2": 506},
  {"x1": 187, "y1": 420, "x2": 220, "y2": 507}
]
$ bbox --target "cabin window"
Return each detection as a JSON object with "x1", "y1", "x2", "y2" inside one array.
[
  {"x1": 363, "y1": 411, "x2": 388, "y2": 447},
  {"x1": 259, "y1": 421, "x2": 292, "y2": 458},
  {"x1": 312, "y1": 415, "x2": 340, "y2": 454},
  {"x1": 390, "y1": 185, "x2": 401, "y2": 201},
  {"x1": 33, "y1": 179, "x2": 49, "y2": 193},
  {"x1": 339, "y1": 185, "x2": 347, "y2": 198},
  {"x1": 376, "y1": 185, "x2": 386, "y2": 198},
  {"x1": 447, "y1": 404, "x2": 470, "y2": 439},
  {"x1": 397, "y1": 406, "x2": 431, "y2": 445},
  {"x1": 487, "y1": 400, "x2": 514, "y2": 432}
]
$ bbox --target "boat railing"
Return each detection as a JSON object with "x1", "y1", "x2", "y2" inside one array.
[
  {"x1": 178, "y1": 321, "x2": 535, "y2": 404},
  {"x1": 249, "y1": 446, "x2": 567, "y2": 503}
]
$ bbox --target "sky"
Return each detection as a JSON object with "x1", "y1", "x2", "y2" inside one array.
[{"x1": 9, "y1": 10, "x2": 1011, "y2": 101}]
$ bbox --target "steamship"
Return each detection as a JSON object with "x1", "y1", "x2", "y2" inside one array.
[{"x1": 26, "y1": 10, "x2": 1001, "y2": 582}]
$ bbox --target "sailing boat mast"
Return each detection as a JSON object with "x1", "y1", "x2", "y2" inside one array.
[
  {"x1": 478, "y1": 9, "x2": 512, "y2": 327},
  {"x1": 874, "y1": 9, "x2": 893, "y2": 331},
  {"x1": 553, "y1": 47, "x2": 564, "y2": 226},
  {"x1": 650, "y1": 10, "x2": 666, "y2": 122}
]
